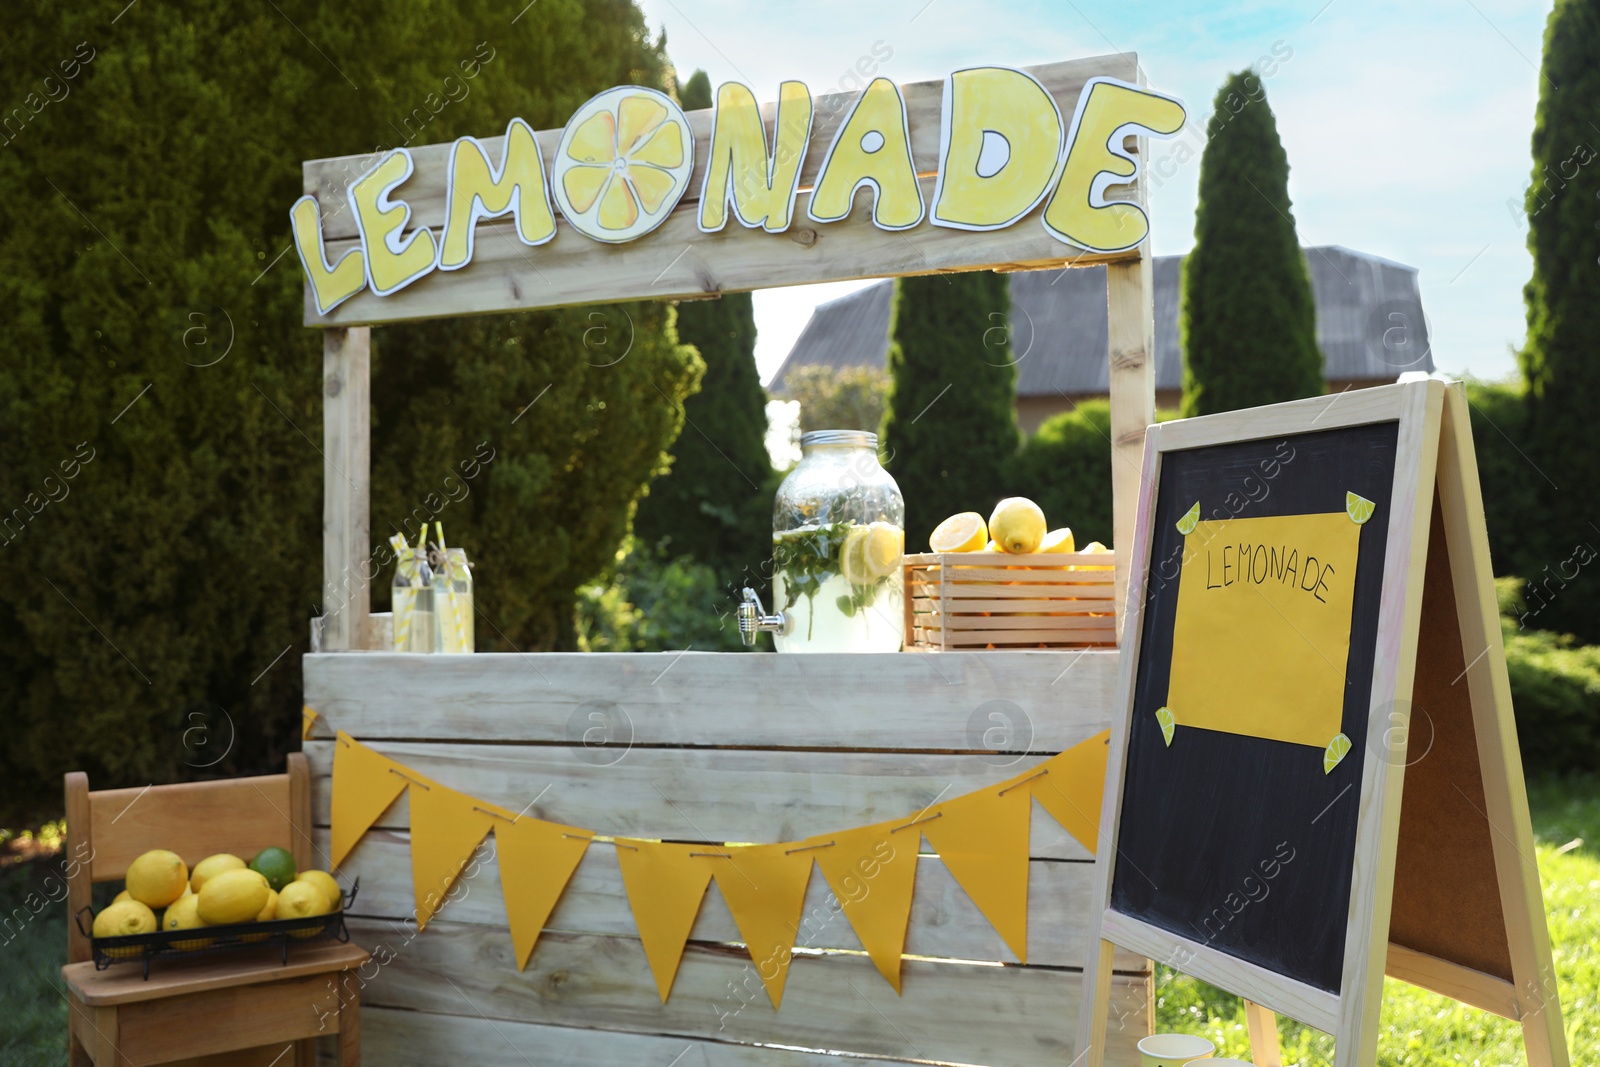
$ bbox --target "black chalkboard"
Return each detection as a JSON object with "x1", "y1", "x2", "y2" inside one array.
[{"x1": 1109, "y1": 421, "x2": 1399, "y2": 994}]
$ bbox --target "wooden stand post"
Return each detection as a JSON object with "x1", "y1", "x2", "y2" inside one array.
[
  {"x1": 1106, "y1": 251, "x2": 1155, "y2": 636},
  {"x1": 322, "y1": 326, "x2": 371, "y2": 651}
]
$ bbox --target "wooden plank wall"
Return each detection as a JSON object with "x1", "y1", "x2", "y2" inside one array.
[
  {"x1": 301, "y1": 53, "x2": 1143, "y2": 325},
  {"x1": 303, "y1": 651, "x2": 1150, "y2": 1066}
]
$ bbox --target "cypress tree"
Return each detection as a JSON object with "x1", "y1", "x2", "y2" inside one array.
[
  {"x1": 633, "y1": 73, "x2": 774, "y2": 589},
  {"x1": 1180, "y1": 71, "x2": 1322, "y2": 417},
  {"x1": 1519, "y1": 0, "x2": 1600, "y2": 643},
  {"x1": 881, "y1": 272, "x2": 1020, "y2": 546},
  {"x1": 0, "y1": 0, "x2": 697, "y2": 819}
]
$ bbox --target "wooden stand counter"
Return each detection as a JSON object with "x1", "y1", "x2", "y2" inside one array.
[{"x1": 303, "y1": 650, "x2": 1151, "y2": 1066}]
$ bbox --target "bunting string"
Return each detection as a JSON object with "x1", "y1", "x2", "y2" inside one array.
[{"x1": 307, "y1": 707, "x2": 1110, "y2": 1005}]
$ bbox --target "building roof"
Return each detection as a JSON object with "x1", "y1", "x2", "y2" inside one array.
[{"x1": 768, "y1": 245, "x2": 1434, "y2": 397}]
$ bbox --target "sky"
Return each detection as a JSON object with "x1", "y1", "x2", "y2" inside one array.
[{"x1": 635, "y1": 0, "x2": 1555, "y2": 385}]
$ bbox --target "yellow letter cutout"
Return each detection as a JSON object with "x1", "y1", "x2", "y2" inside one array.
[
  {"x1": 290, "y1": 195, "x2": 366, "y2": 315},
  {"x1": 348, "y1": 149, "x2": 439, "y2": 297},
  {"x1": 807, "y1": 77, "x2": 923, "y2": 231},
  {"x1": 699, "y1": 81, "x2": 814, "y2": 234},
  {"x1": 931, "y1": 67, "x2": 1063, "y2": 231},
  {"x1": 438, "y1": 117, "x2": 557, "y2": 271},
  {"x1": 1043, "y1": 77, "x2": 1185, "y2": 253}
]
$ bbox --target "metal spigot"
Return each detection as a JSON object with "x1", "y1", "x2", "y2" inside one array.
[{"x1": 737, "y1": 587, "x2": 791, "y2": 646}]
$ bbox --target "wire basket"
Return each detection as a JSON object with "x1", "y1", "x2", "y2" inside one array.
[{"x1": 76, "y1": 880, "x2": 359, "y2": 979}]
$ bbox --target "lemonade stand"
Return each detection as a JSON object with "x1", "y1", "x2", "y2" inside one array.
[{"x1": 276, "y1": 51, "x2": 1374, "y2": 1067}]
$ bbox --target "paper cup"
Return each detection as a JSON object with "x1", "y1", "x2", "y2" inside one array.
[{"x1": 1137, "y1": 1033, "x2": 1216, "y2": 1067}]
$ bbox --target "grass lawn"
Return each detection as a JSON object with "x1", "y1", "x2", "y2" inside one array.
[
  {"x1": 1155, "y1": 774, "x2": 1598, "y2": 1065},
  {"x1": 2, "y1": 777, "x2": 1594, "y2": 1063}
]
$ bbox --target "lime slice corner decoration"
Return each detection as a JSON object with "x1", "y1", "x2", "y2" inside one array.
[
  {"x1": 1324, "y1": 733, "x2": 1352, "y2": 774},
  {"x1": 1346, "y1": 492, "x2": 1376, "y2": 525},
  {"x1": 1156, "y1": 707, "x2": 1176, "y2": 747},
  {"x1": 1175, "y1": 502, "x2": 1201, "y2": 536}
]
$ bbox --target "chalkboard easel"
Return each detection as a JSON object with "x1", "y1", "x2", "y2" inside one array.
[{"x1": 1078, "y1": 381, "x2": 1570, "y2": 1067}]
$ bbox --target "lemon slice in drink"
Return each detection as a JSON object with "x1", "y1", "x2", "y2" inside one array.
[
  {"x1": 553, "y1": 87, "x2": 695, "y2": 243},
  {"x1": 839, "y1": 526, "x2": 872, "y2": 586},
  {"x1": 930, "y1": 512, "x2": 987, "y2": 554},
  {"x1": 1346, "y1": 492, "x2": 1375, "y2": 525},
  {"x1": 864, "y1": 522, "x2": 904, "y2": 579}
]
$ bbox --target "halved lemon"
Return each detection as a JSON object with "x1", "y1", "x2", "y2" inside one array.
[
  {"x1": 930, "y1": 512, "x2": 986, "y2": 554},
  {"x1": 1346, "y1": 492, "x2": 1375, "y2": 525},
  {"x1": 552, "y1": 86, "x2": 694, "y2": 243},
  {"x1": 1039, "y1": 527, "x2": 1076, "y2": 554}
]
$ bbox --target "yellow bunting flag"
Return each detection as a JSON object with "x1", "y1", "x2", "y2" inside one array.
[
  {"x1": 409, "y1": 780, "x2": 509, "y2": 930},
  {"x1": 615, "y1": 840, "x2": 716, "y2": 1002},
  {"x1": 712, "y1": 844, "x2": 814, "y2": 1009},
  {"x1": 919, "y1": 782, "x2": 1032, "y2": 962},
  {"x1": 497, "y1": 818, "x2": 594, "y2": 971},
  {"x1": 809, "y1": 819, "x2": 919, "y2": 993},
  {"x1": 1028, "y1": 729, "x2": 1113, "y2": 855},
  {"x1": 302, "y1": 706, "x2": 320, "y2": 741},
  {"x1": 329, "y1": 733, "x2": 410, "y2": 868}
]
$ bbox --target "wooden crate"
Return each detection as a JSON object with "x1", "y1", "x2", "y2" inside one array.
[{"x1": 904, "y1": 551, "x2": 1118, "y2": 650}]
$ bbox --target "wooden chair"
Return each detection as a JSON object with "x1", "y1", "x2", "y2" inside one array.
[{"x1": 63, "y1": 754, "x2": 367, "y2": 1066}]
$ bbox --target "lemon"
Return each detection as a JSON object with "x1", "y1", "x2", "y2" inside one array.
[
  {"x1": 930, "y1": 512, "x2": 988, "y2": 554},
  {"x1": 113, "y1": 888, "x2": 132, "y2": 905},
  {"x1": 863, "y1": 522, "x2": 904, "y2": 579},
  {"x1": 839, "y1": 525, "x2": 872, "y2": 586},
  {"x1": 277, "y1": 881, "x2": 332, "y2": 937},
  {"x1": 989, "y1": 497, "x2": 1046, "y2": 554},
  {"x1": 161, "y1": 893, "x2": 214, "y2": 951},
  {"x1": 1176, "y1": 501, "x2": 1201, "y2": 535},
  {"x1": 241, "y1": 888, "x2": 280, "y2": 943},
  {"x1": 295, "y1": 870, "x2": 344, "y2": 912},
  {"x1": 94, "y1": 900, "x2": 157, "y2": 956},
  {"x1": 197, "y1": 868, "x2": 271, "y2": 925},
  {"x1": 552, "y1": 86, "x2": 695, "y2": 243},
  {"x1": 1346, "y1": 491, "x2": 1375, "y2": 525},
  {"x1": 190, "y1": 853, "x2": 246, "y2": 894},
  {"x1": 126, "y1": 849, "x2": 189, "y2": 908},
  {"x1": 249, "y1": 846, "x2": 297, "y2": 892},
  {"x1": 1039, "y1": 527, "x2": 1076, "y2": 554},
  {"x1": 983, "y1": 540, "x2": 1002, "y2": 552}
]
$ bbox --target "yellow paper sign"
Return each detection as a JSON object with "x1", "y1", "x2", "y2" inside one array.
[{"x1": 1167, "y1": 510, "x2": 1362, "y2": 749}]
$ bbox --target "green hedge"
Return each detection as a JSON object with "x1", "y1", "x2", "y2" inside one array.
[{"x1": 1499, "y1": 578, "x2": 1600, "y2": 774}]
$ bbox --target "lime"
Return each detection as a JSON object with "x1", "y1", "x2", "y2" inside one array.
[{"x1": 249, "y1": 847, "x2": 298, "y2": 892}]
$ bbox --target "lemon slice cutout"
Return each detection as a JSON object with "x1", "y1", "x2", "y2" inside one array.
[
  {"x1": 864, "y1": 522, "x2": 904, "y2": 579},
  {"x1": 1175, "y1": 502, "x2": 1200, "y2": 535},
  {"x1": 930, "y1": 512, "x2": 987, "y2": 554},
  {"x1": 552, "y1": 86, "x2": 694, "y2": 244},
  {"x1": 1324, "y1": 733, "x2": 1352, "y2": 774},
  {"x1": 1346, "y1": 492, "x2": 1376, "y2": 525},
  {"x1": 1156, "y1": 707, "x2": 1176, "y2": 747}
]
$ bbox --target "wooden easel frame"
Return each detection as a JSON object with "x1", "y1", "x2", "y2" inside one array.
[{"x1": 1078, "y1": 380, "x2": 1570, "y2": 1066}]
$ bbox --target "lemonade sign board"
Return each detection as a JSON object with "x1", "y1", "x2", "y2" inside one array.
[
  {"x1": 293, "y1": 55, "x2": 1183, "y2": 325},
  {"x1": 1078, "y1": 382, "x2": 1571, "y2": 1067}
]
